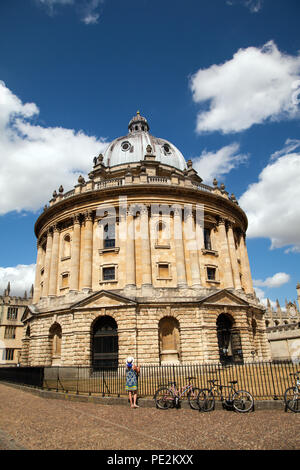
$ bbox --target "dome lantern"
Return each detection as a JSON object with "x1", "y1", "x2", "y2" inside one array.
[
  {"x1": 128, "y1": 111, "x2": 149, "y2": 134},
  {"x1": 103, "y1": 112, "x2": 187, "y2": 171}
]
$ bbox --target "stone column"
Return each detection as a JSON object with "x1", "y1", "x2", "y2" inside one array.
[
  {"x1": 140, "y1": 207, "x2": 152, "y2": 287},
  {"x1": 173, "y1": 207, "x2": 187, "y2": 288},
  {"x1": 82, "y1": 211, "x2": 93, "y2": 292},
  {"x1": 217, "y1": 218, "x2": 234, "y2": 289},
  {"x1": 126, "y1": 208, "x2": 136, "y2": 287},
  {"x1": 33, "y1": 241, "x2": 43, "y2": 303},
  {"x1": 42, "y1": 230, "x2": 53, "y2": 297},
  {"x1": 69, "y1": 214, "x2": 81, "y2": 292},
  {"x1": 186, "y1": 211, "x2": 201, "y2": 288},
  {"x1": 227, "y1": 222, "x2": 242, "y2": 290},
  {"x1": 239, "y1": 231, "x2": 254, "y2": 294},
  {"x1": 48, "y1": 224, "x2": 60, "y2": 296}
]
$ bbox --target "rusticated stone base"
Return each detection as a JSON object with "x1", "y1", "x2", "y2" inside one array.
[{"x1": 21, "y1": 287, "x2": 271, "y2": 366}]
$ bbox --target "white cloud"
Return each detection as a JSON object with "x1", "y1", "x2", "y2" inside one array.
[
  {"x1": 36, "y1": 0, "x2": 74, "y2": 15},
  {"x1": 0, "y1": 81, "x2": 108, "y2": 215},
  {"x1": 80, "y1": 0, "x2": 102, "y2": 24},
  {"x1": 0, "y1": 264, "x2": 36, "y2": 297},
  {"x1": 253, "y1": 272, "x2": 290, "y2": 308},
  {"x1": 239, "y1": 140, "x2": 300, "y2": 251},
  {"x1": 245, "y1": 0, "x2": 263, "y2": 12},
  {"x1": 253, "y1": 272, "x2": 291, "y2": 288},
  {"x1": 192, "y1": 143, "x2": 248, "y2": 184},
  {"x1": 253, "y1": 287, "x2": 278, "y2": 310},
  {"x1": 35, "y1": 0, "x2": 103, "y2": 24},
  {"x1": 190, "y1": 41, "x2": 300, "y2": 134},
  {"x1": 226, "y1": 0, "x2": 263, "y2": 13}
]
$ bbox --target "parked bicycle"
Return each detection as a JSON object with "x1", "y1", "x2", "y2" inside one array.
[
  {"x1": 198, "y1": 379, "x2": 254, "y2": 413},
  {"x1": 154, "y1": 376, "x2": 201, "y2": 410},
  {"x1": 284, "y1": 371, "x2": 300, "y2": 413}
]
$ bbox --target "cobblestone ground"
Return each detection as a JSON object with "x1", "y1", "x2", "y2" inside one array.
[{"x1": 0, "y1": 383, "x2": 299, "y2": 451}]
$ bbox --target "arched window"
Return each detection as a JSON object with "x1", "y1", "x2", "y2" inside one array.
[
  {"x1": 204, "y1": 228, "x2": 212, "y2": 250},
  {"x1": 159, "y1": 317, "x2": 180, "y2": 364},
  {"x1": 103, "y1": 223, "x2": 115, "y2": 248},
  {"x1": 62, "y1": 234, "x2": 71, "y2": 259},
  {"x1": 92, "y1": 316, "x2": 118, "y2": 369},
  {"x1": 49, "y1": 323, "x2": 62, "y2": 359},
  {"x1": 156, "y1": 220, "x2": 169, "y2": 247}
]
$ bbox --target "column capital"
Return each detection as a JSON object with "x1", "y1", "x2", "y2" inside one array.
[
  {"x1": 84, "y1": 210, "x2": 93, "y2": 222},
  {"x1": 173, "y1": 206, "x2": 183, "y2": 217},
  {"x1": 45, "y1": 227, "x2": 53, "y2": 237},
  {"x1": 217, "y1": 217, "x2": 227, "y2": 226},
  {"x1": 127, "y1": 206, "x2": 136, "y2": 217},
  {"x1": 185, "y1": 209, "x2": 194, "y2": 219},
  {"x1": 72, "y1": 213, "x2": 81, "y2": 225},
  {"x1": 140, "y1": 206, "x2": 149, "y2": 216}
]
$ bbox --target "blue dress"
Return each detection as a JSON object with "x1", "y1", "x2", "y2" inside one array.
[{"x1": 125, "y1": 367, "x2": 138, "y2": 391}]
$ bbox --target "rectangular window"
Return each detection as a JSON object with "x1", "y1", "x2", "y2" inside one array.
[
  {"x1": 103, "y1": 266, "x2": 116, "y2": 281},
  {"x1": 5, "y1": 349, "x2": 14, "y2": 361},
  {"x1": 158, "y1": 263, "x2": 170, "y2": 279},
  {"x1": 4, "y1": 326, "x2": 16, "y2": 339},
  {"x1": 61, "y1": 273, "x2": 69, "y2": 288},
  {"x1": 7, "y1": 307, "x2": 18, "y2": 320},
  {"x1": 207, "y1": 267, "x2": 216, "y2": 281}
]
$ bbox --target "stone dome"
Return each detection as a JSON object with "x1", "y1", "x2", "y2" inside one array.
[{"x1": 102, "y1": 111, "x2": 187, "y2": 171}]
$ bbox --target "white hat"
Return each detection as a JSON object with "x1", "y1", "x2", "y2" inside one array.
[{"x1": 126, "y1": 356, "x2": 134, "y2": 364}]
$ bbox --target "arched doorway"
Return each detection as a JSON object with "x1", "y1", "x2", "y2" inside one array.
[
  {"x1": 92, "y1": 316, "x2": 118, "y2": 369},
  {"x1": 159, "y1": 317, "x2": 180, "y2": 364},
  {"x1": 217, "y1": 314, "x2": 233, "y2": 363},
  {"x1": 216, "y1": 313, "x2": 243, "y2": 364}
]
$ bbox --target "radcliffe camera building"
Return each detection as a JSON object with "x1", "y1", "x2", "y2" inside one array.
[{"x1": 21, "y1": 112, "x2": 271, "y2": 367}]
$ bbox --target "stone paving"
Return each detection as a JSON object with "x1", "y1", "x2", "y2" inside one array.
[{"x1": 0, "y1": 383, "x2": 299, "y2": 451}]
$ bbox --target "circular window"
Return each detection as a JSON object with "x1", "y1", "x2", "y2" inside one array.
[
  {"x1": 121, "y1": 141, "x2": 131, "y2": 152},
  {"x1": 163, "y1": 144, "x2": 171, "y2": 154}
]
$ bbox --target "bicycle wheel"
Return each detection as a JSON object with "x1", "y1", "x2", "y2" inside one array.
[
  {"x1": 197, "y1": 388, "x2": 215, "y2": 412},
  {"x1": 233, "y1": 390, "x2": 254, "y2": 413},
  {"x1": 154, "y1": 387, "x2": 175, "y2": 410},
  {"x1": 284, "y1": 387, "x2": 300, "y2": 413},
  {"x1": 187, "y1": 387, "x2": 201, "y2": 410}
]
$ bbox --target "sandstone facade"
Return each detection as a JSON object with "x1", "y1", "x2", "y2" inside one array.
[{"x1": 21, "y1": 112, "x2": 271, "y2": 367}]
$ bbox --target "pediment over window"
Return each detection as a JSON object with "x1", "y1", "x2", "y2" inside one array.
[
  {"x1": 71, "y1": 290, "x2": 137, "y2": 310},
  {"x1": 21, "y1": 306, "x2": 35, "y2": 322},
  {"x1": 199, "y1": 290, "x2": 250, "y2": 308}
]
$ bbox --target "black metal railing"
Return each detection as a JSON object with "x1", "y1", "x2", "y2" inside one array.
[
  {"x1": 0, "y1": 366, "x2": 44, "y2": 388},
  {"x1": 0, "y1": 360, "x2": 299, "y2": 400}
]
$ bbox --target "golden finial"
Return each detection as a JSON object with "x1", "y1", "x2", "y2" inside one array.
[{"x1": 137, "y1": 110, "x2": 140, "y2": 115}]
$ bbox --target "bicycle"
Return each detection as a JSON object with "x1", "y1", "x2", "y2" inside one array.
[
  {"x1": 154, "y1": 376, "x2": 201, "y2": 410},
  {"x1": 284, "y1": 371, "x2": 300, "y2": 413},
  {"x1": 198, "y1": 379, "x2": 254, "y2": 413}
]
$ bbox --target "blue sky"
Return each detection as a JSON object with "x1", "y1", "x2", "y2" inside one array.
[{"x1": 0, "y1": 0, "x2": 300, "y2": 308}]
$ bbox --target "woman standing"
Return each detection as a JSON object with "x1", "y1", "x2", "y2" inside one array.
[{"x1": 125, "y1": 356, "x2": 140, "y2": 408}]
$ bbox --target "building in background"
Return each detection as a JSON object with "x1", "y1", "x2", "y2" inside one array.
[
  {"x1": 265, "y1": 283, "x2": 300, "y2": 361},
  {"x1": 0, "y1": 283, "x2": 33, "y2": 365},
  {"x1": 21, "y1": 112, "x2": 271, "y2": 367}
]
